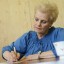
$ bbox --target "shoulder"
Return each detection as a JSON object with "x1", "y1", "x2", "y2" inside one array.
[
  {"x1": 50, "y1": 27, "x2": 64, "y2": 42},
  {"x1": 14, "y1": 31, "x2": 36, "y2": 45},
  {"x1": 49, "y1": 27, "x2": 64, "y2": 34},
  {"x1": 54, "y1": 27, "x2": 64, "y2": 32},
  {"x1": 19, "y1": 30, "x2": 36, "y2": 40},
  {"x1": 53, "y1": 27, "x2": 64, "y2": 35}
]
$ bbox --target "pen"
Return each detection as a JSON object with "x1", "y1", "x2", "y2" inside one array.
[
  {"x1": 14, "y1": 47, "x2": 16, "y2": 53},
  {"x1": 14, "y1": 47, "x2": 17, "y2": 61},
  {"x1": 14, "y1": 47, "x2": 17, "y2": 55}
]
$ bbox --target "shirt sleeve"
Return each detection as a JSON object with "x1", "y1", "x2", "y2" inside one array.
[
  {"x1": 57, "y1": 28, "x2": 64, "y2": 41},
  {"x1": 2, "y1": 32, "x2": 29, "y2": 60},
  {"x1": 52, "y1": 47, "x2": 58, "y2": 58}
]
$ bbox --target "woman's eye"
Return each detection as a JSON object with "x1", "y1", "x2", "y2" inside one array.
[
  {"x1": 35, "y1": 18, "x2": 39, "y2": 21},
  {"x1": 41, "y1": 20, "x2": 47, "y2": 24}
]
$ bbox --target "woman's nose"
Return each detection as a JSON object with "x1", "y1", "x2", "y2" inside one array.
[{"x1": 37, "y1": 21, "x2": 41, "y2": 26}]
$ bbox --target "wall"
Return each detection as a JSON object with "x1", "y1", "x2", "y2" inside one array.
[{"x1": 0, "y1": 0, "x2": 64, "y2": 62}]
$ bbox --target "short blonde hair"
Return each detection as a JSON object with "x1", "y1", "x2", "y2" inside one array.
[{"x1": 35, "y1": 2, "x2": 59, "y2": 23}]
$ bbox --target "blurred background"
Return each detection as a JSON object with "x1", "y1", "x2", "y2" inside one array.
[{"x1": 0, "y1": 0, "x2": 64, "y2": 62}]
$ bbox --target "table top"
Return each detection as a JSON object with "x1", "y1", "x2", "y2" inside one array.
[{"x1": 1, "y1": 57, "x2": 64, "y2": 64}]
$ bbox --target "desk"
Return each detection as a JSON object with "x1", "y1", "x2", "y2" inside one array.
[{"x1": 1, "y1": 57, "x2": 64, "y2": 64}]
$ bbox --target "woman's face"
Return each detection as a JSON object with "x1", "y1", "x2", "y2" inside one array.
[{"x1": 33, "y1": 10, "x2": 53, "y2": 34}]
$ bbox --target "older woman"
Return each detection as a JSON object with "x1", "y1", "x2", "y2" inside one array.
[{"x1": 2, "y1": 2, "x2": 64, "y2": 62}]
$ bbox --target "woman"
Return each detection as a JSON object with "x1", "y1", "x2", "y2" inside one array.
[{"x1": 2, "y1": 2, "x2": 64, "y2": 62}]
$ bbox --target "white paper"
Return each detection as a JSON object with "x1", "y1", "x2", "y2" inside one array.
[{"x1": 53, "y1": 41, "x2": 64, "y2": 56}]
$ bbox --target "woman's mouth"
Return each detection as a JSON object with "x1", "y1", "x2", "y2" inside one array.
[{"x1": 35, "y1": 27, "x2": 42, "y2": 29}]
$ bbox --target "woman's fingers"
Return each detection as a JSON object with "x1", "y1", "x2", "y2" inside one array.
[
  {"x1": 11, "y1": 51, "x2": 17, "y2": 61},
  {"x1": 16, "y1": 53, "x2": 20, "y2": 59},
  {"x1": 3, "y1": 51, "x2": 20, "y2": 62}
]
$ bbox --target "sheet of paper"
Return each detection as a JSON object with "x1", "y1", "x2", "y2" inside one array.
[{"x1": 53, "y1": 41, "x2": 64, "y2": 56}]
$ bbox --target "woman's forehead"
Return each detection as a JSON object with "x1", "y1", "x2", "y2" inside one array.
[{"x1": 35, "y1": 10, "x2": 50, "y2": 19}]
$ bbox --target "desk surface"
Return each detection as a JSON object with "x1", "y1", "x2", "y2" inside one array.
[{"x1": 1, "y1": 57, "x2": 64, "y2": 64}]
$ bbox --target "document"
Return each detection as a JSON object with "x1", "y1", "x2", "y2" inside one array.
[{"x1": 53, "y1": 41, "x2": 64, "y2": 56}]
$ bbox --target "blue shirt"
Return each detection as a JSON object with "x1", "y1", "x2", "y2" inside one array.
[{"x1": 2, "y1": 27, "x2": 64, "y2": 59}]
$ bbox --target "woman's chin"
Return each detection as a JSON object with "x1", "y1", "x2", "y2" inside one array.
[{"x1": 35, "y1": 30, "x2": 44, "y2": 34}]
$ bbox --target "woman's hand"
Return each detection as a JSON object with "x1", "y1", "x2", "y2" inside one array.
[
  {"x1": 39, "y1": 51, "x2": 55, "y2": 59},
  {"x1": 3, "y1": 51, "x2": 20, "y2": 62},
  {"x1": 26, "y1": 54, "x2": 39, "y2": 60}
]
